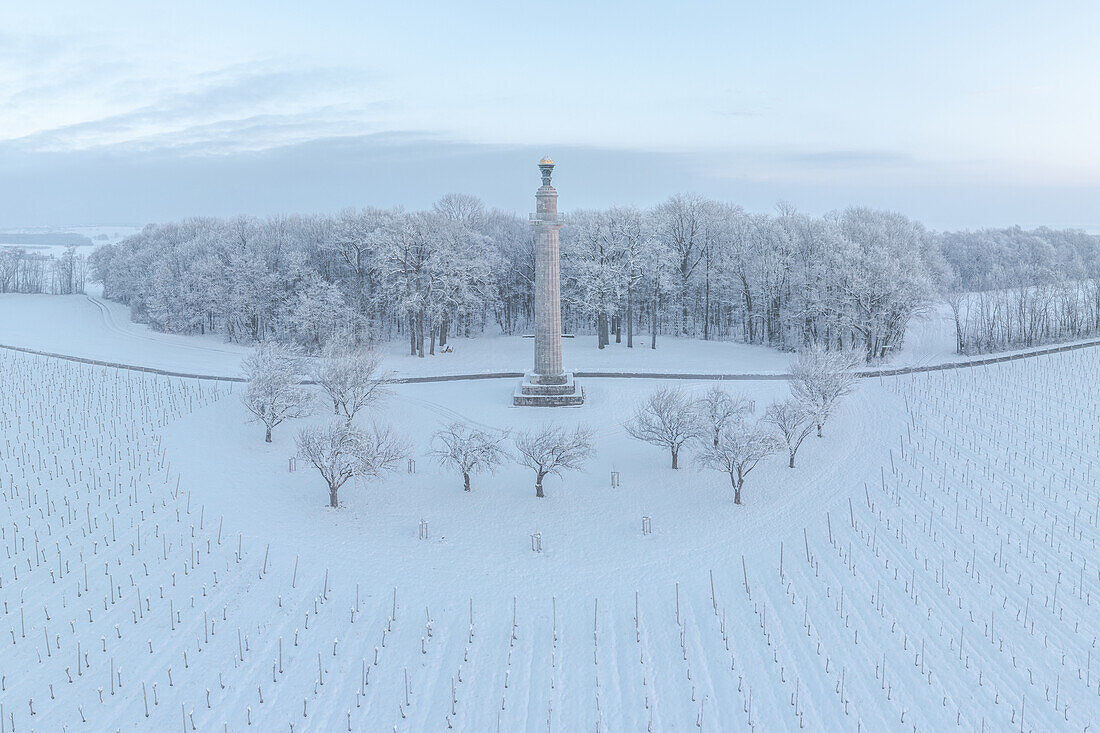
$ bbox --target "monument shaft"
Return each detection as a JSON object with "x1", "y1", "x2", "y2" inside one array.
[
  {"x1": 533, "y1": 171, "x2": 565, "y2": 381},
  {"x1": 513, "y1": 157, "x2": 584, "y2": 406}
]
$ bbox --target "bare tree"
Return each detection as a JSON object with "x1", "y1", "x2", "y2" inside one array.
[
  {"x1": 433, "y1": 193, "x2": 485, "y2": 228},
  {"x1": 764, "y1": 398, "x2": 815, "y2": 468},
  {"x1": 430, "y1": 422, "x2": 509, "y2": 492},
  {"x1": 241, "y1": 343, "x2": 313, "y2": 442},
  {"x1": 296, "y1": 421, "x2": 406, "y2": 508},
  {"x1": 625, "y1": 387, "x2": 699, "y2": 468},
  {"x1": 310, "y1": 339, "x2": 393, "y2": 420},
  {"x1": 514, "y1": 424, "x2": 594, "y2": 498},
  {"x1": 789, "y1": 344, "x2": 861, "y2": 437},
  {"x1": 695, "y1": 384, "x2": 752, "y2": 447},
  {"x1": 699, "y1": 419, "x2": 778, "y2": 504}
]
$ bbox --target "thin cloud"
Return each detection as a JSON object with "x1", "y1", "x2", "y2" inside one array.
[
  {"x1": 5, "y1": 62, "x2": 382, "y2": 154},
  {"x1": 778, "y1": 150, "x2": 914, "y2": 168}
]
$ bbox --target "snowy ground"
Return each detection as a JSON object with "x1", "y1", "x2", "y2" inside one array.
[
  {"x1": 0, "y1": 292, "x2": 962, "y2": 381},
  {"x1": 0, "y1": 293, "x2": 253, "y2": 376},
  {"x1": 2, "y1": 290, "x2": 1098, "y2": 730}
]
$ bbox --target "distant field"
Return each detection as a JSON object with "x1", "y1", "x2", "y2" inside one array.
[
  {"x1": 0, "y1": 224, "x2": 142, "y2": 259},
  {"x1": 2, "y1": 224, "x2": 139, "y2": 243},
  {"x1": 0, "y1": 231, "x2": 94, "y2": 246}
]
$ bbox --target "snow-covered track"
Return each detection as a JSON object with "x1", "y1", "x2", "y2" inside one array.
[{"x1": 2, "y1": 336, "x2": 1100, "y2": 383}]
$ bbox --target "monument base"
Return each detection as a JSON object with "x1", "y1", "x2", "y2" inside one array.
[{"x1": 513, "y1": 371, "x2": 585, "y2": 407}]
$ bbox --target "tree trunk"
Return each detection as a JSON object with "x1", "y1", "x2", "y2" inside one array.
[
  {"x1": 615, "y1": 314, "x2": 621, "y2": 343},
  {"x1": 681, "y1": 278, "x2": 690, "y2": 336},
  {"x1": 650, "y1": 294, "x2": 658, "y2": 350},
  {"x1": 333, "y1": 399, "x2": 340, "y2": 416},
  {"x1": 703, "y1": 254, "x2": 710, "y2": 340},
  {"x1": 734, "y1": 476, "x2": 743, "y2": 505},
  {"x1": 265, "y1": 426, "x2": 272, "y2": 443},
  {"x1": 788, "y1": 451, "x2": 796, "y2": 468},
  {"x1": 329, "y1": 486, "x2": 339, "y2": 508},
  {"x1": 417, "y1": 309, "x2": 425, "y2": 358},
  {"x1": 597, "y1": 312, "x2": 608, "y2": 349},
  {"x1": 817, "y1": 422, "x2": 823, "y2": 438},
  {"x1": 535, "y1": 474, "x2": 545, "y2": 498},
  {"x1": 440, "y1": 315, "x2": 449, "y2": 347},
  {"x1": 463, "y1": 472, "x2": 471, "y2": 492},
  {"x1": 409, "y1": 313, "x2": 417, "y2": 356},
  {"x1": 671, "y1": 447, "x2": 678, "y2": 469},
  {"x1": 626, "y1": 288, "x2": 634, "y2": 348}
]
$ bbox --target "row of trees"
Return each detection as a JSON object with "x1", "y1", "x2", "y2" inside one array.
[
  {"x1": 0, "y1": 246, "x2": 88, "y2": 295},
  {"x1": 624, "y1": 346, "x2": 859, "y2": 502},
  {"x1": 564, "y1": 200, "x2": 944, "y2": 359},
  {"x1": 240, "y1": 340, "x2": 595, "y2": 503},
  {"x1": 88, "y1": 196, "x2": 1100, "y2": 360},
  {"x1": 89, "y1": 200, "x2": 519, "y2": 354},
  {"x1": 940, "y1": 227, "x2": 1100, "y2": 352},
  {"x1": 88, "y1": 195, "x2": 954, "y2": 361},
  {"x1": 243, "y1": 340, "x2": 857, "y2": 507}
]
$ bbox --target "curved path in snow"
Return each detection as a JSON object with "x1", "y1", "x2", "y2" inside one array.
[{"x1": 2, "y1": 334, "x2": 1100, "y2": 383}]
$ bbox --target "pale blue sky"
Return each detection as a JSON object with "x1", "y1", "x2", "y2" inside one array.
[{"x1": 1, "y1": 1, "x2": 1098, "y2": 229}]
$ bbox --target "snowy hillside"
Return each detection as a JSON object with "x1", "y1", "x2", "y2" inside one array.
[
  {"x1": 1, "y1": 306, "x2": 1098, "y2": 730},
  {"x1": 0, "y1": 292, "x2": 994, "y2": 381}
]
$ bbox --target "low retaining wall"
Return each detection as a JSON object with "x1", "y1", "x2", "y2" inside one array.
[{"x1": 2, "y1": 337, "x2": 1100, "y2": 384}]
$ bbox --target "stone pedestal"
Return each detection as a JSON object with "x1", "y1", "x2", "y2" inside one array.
[
  {"x1": 513, "y1": 371, "x2": 585, "y2": 407},
  {"x1": 514, "y1": 156, "x2": 584, "y2": 407}
]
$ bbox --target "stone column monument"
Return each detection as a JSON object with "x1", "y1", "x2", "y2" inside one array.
[{"x1": 514, "y1": 157, "x2": 584, "y2": 406}]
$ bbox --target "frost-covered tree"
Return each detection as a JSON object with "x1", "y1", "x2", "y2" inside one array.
[
  {"x1": 241, "y1": 343, "x2": 313, "y2": 442},
  {"x1": 764, "y1": 398, "x2": 815, "y2": 468},
  {"x1": 296, "y1": 421, "x2": 406, "y2": 508},
  {"x1": 425, "y1": 214, "x2": 498, "y2": 353},
  {"x1": 625, "y1": 387, "x2": 700, "y2": 469},
  {"x1": 429, "y1": 422, "x2": 509, "y2": 491},
  {"x1": 484, "y1": 210, "x2": 534, "y2": 336},
  {"x1": 514, "y1": 424, "x2": 594, "y2": 498},
  {"x1": 384, "y1": 210, "x2": 437, "y2": 358},
  {"x1": 310, "y1": 340, "x2": 392, "y2": 420},
  {"x1": 939, "y1": 226, "x2": 1100, "y2": 353},
  {"x1": 287, "y1": 277, "x2": 363, "y2": 351},
  {"x1": 433, "y1": 192, "x2": 485, "y2": 229},
  {"x1": 699, "y1": 418, "x2": 777, "y2": 504},
  {"x1": 562, "y1": 209, "x2": 627, "y2": 348},
  {"x1": 605, "y1": 206, "x2": 649, "y2": 347},
  {"x1": 789, "y1": 344, "x2": 861, "y2": 437},
  {"x1": 329, "y1": 207, "x2": 388, "y2": 319},
  {"x1": 695, "y1": 384, "x2": 752, "y2": 447},
  {"x1": 654, "y1": 193, "x2": 709, "y2": 336},
  {"x1": 836, "y1": 208, "x2": 941, "y2": 360}
]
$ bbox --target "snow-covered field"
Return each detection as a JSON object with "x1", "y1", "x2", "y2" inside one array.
[
  {"x1": 2, "y1": 294, "x2": 1099, "y2": 731},
  {"x1": 0, "y1": 225, "x2": 140, "y2": 257},
  {"x1": 0, "y1": 293, "x2": 253, "y2": 376}
]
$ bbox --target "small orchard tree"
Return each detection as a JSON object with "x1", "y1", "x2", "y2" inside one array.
[
  {"x1": 699, "y1": 418, "x2": 777, "y2": 505},
  {"x1": 310, "y1": 339, "x2": 393, "y2": 421},
  {"x1": 514, "y1": 424, "x2": 594, "y2": 498},
  {"x1": 695, "y1": 384, "x2": 752, "y2": 447},
  {"x1": 296, "y1": 421, "x2": 406, "y2": 508},
  {"x1": 241, "y1": 343, "x2": 313, "y2": 442},
  {"x1": 430, "y1": 422, "x2": 509, "y2": 492},
  {"x1": 764, "y1": 398, "x2": 815, "y2": 468},
  {"x1": 789, "y1": 344, "x2": 861, "y2": 437},
  {"x1": 625, "y1": 387, "x2": 699, "y2": 469}
]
